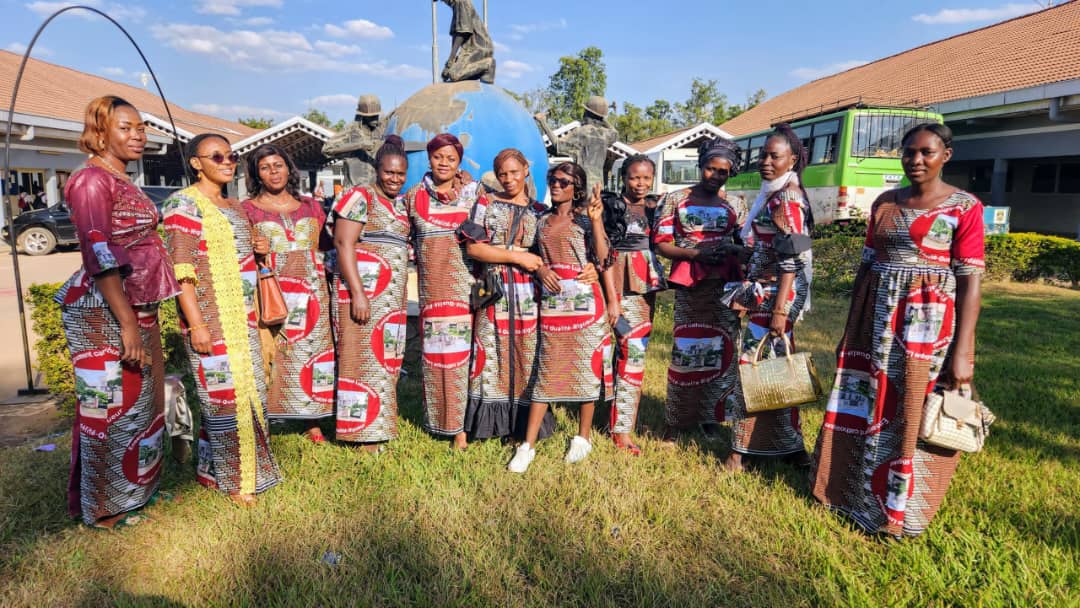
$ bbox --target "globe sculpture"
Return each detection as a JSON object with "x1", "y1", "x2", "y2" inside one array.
[{"x1": 384, "y1": 80, "x2": 551, "y2": 202}]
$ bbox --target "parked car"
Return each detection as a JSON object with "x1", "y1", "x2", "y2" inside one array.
[{"x1": 3, "y1": 186, "x2": 180, "y2": 255}]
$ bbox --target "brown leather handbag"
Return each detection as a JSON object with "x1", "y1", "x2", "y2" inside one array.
[{"x1": 257, "y1": 262, "x2": 288, "y2": 326}]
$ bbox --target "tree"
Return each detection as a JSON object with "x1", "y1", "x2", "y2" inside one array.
[
  {"x1": 303, "y1": 108, "x2": 346, "y2": 131},
  {"x1": 238, "y1": 117, "x2": 274, "y2": 129},
  {"x1": 545, "y1": 46, "x2": 607, "y2": 127},
  {"x1": 508, "y1": 87, "x2": 553, "y2": 116},
  {"x1": 612, "y1": 99, "x2": 678, "y2": 144}
]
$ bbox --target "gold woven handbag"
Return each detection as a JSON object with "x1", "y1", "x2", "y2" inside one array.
[
  {"x1": 920, "y1": 384, "x2": 995, "y2": 453},
  {"x1": 739, "y1": 334, "x2": 823, "y2": 413}
]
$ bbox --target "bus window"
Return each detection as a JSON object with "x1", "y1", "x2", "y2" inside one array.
[
  {"x1": 810, "y1": 119, "x2": 840, "y2": 165},
  {"x1": 663, "y1": 160, "x2": 700, "y2": 185},
  {"x1": 735, "y1": 139, "x2": 750, "y2": 172},
  {"x1": 852, "y1": 113, "x2": 921, "y2": 158},
  {"x1": 747, "y1": 135, "x2": 768, "y2": 173}
]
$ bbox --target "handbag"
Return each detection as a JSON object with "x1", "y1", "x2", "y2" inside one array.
[
  {"x1": 739, "y1": 333, "x2": 823, "y2": 413},
  {"x1": 256, "y1": 262, "x2": 289, "y2": 326},
  {"x1": 468, "y1": 208, "x2": 524, "y2": 311},
  {"x1": 920, "y1": 384, "x2": 995, "y2": 453}
]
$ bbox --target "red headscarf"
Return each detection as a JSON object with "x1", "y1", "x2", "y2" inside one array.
[{"x1": 426, "y1": 133, "x2": 464, "y2": 159}]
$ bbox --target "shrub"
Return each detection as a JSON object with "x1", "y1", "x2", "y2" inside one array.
[
  {"x1": 985, "y1": 233, "x2": 1080, "y2": 287},
  {"x1": 811, "y1": 236, "x2": 863, "y2": 296},
  {"x1": 28, "y1": 283, "x2": 187, "y2": 417},
  {"x1": 812, "y1": 219, "x2": 868, "y2": 239}
]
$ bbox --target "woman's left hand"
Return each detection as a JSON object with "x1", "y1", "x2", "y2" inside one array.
[
  {"x1": 607, "y1": 299, "x2": 622, "y2": 327},
  {"x1": 951, "y1": 348, "x2": 974, "y2": 385},
  {"x1": 576, "y1": 262, "x2": 599, "y2": 285},
  {"x1": 768, "y1": 311, "x2": 788, "y2": 336},
  {"x1": 586, "y1": 184, "x2": 604, "y2": 222},
  {"x1": 253, "y1": 235, "x2": 270, "y2": 255}
]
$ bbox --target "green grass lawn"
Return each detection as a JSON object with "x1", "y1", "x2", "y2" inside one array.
[{"x1": 1, "y1": 283, "x2": 1077, "y2": 607}]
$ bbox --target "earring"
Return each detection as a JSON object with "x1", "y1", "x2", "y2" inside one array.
[{"x1": 197, "y1": 170, "x2": 204, "y2": 181}]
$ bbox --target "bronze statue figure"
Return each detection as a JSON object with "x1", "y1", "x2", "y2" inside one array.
[
  {"x1": 322, "y1": 94, "x2": 385, "y2": 188},
  {"x1": 439, "y1": 0, "x2": 496, "y2": 84},
  {"x1": 537, "y1": 95, "x2": 618, "y2": 190}
]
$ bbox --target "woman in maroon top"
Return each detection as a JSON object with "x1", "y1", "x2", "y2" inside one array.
[{"x1": 57, "y1": 95, "x2": 180, "y2": 528}]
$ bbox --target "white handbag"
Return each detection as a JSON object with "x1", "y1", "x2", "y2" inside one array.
[{"x1": 919, "y1": 384, "x2": 995, "y2": 453}]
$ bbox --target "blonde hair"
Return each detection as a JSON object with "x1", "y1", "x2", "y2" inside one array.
[{"x1": 78, "y1": 95, "x2": 136, "y2": 155}]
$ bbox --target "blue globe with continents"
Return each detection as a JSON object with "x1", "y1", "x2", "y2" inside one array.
[{"x1": 385, "y1": 81, "x2": 551, "y2": 202}]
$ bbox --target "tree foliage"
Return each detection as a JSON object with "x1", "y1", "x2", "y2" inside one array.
[
  {"x1": 545, "y1": 46, "x2": 607, "y2": 126},
  {"x1": 613, "y1": 82, "x2": 768, "y2": 144},
  {"x1": 238, "y1": 117, "x2": 274, "y2": 129},
  {"x1": 303, "y1": 108, "x2": 347, "y2": 131}
]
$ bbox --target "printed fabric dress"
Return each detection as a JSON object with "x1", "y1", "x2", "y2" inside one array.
[
  {"x1": 457, "y1": 198, "x2": 556, "y2": 439},
  {"x1": 164, "y1": 187, "x2": 281, "y2": 496},
  {"x1": 403, "y1": 175, "x2": 486, "y2": 436},
  {"x1": 57, "y1": 166, "x2": 180, "y2": 525},
  {"x1": 331, "y1": 186, "x2": 410, "y2": 443},
  {"x1": 533, "y1": 212, "x2": 614, "y2": 404},
  {"x1": 811, "y1": 191, "x2": 985, "y2": 537},
  {"x1": 243, "y1": 197, "x2": 334, "y2": 420},
  {"x1": 652, "y1": 189, "x2": 745, "y2": 430},
  {"x1": 606, "y1": 194, "x2": 666, "y2": 434},
  {"x1": 727, "y1": 186, "x2": 813, "y2": 456}
]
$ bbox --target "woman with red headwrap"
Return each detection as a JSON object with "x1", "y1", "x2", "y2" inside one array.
[{"x1": 402, "y1": 133, "x2": 486, "y2": 449}]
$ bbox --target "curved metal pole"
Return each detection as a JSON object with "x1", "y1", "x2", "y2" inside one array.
[{"x1": 2, "y1": 5, "x2": 182, "y2": 395}]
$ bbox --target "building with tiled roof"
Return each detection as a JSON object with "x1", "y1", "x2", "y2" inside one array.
[{"x1": 720, "y1": 0, "x2": 1080, "y2": 234}]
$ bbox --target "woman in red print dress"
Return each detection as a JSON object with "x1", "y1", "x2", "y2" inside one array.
[
  {"x1": 332, "y1": 140, "x2": 411, "y2": 449},
  {"x1": 402, "y1": 133, "x2": 486, "y2": 450},
  {"x1": 58, "y1": 96, "x2": 181, "y2": 528},
  {"x1": 653, "y1": 137, "x2": 747, "y2": 442},
  {"x1": 242, "y1": 144, "x2": 334, "y2": 441},
  {"x1": 811, "y1": 123, "x2": 985, "y2": 538}
]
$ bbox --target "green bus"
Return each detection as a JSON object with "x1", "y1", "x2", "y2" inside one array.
[{"x1": 725, "y1": 103, "x2": 944, "y2": 224}]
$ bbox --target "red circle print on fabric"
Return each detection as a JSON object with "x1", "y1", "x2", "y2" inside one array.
[
  {"x1": 488, "y1": 276, "x2": 539, "y2": 336},
  {"x1": 891, "y1": 283, "x2": 955, "y2": 359},
  {"x1": 300, "y1": 349, "x2": 336, "y2": 405},
  {"x1": 591, "y1": 334, "x2": 614, "y2": 384},
  {"x1": 422, "y1": 300, "x2": 472, "y2": 369},
  {"x1": 371, "y1": 310, "x2": 408, "y2": 374},
  {"x1": 616, "y1": 321, "x2": 651, "y2": 388},
  {"x1": 335, "y1": 378, "x2": 381, "y2": 435},
  {"x1": 909, "y1": 207, "x2": 960, "y2": 265},
  {"x1": 345, "y1": 250, "x2": 392, "y2": 300},
  {"x1": 122, "y1": 413, "x2": 166, "y2": 485},
  {"x1": 538, "y1": 264, "x2": 604, "y2": 333},
  {"x1": 279, "y1": 276, "x2": 320, "y2": 342},
  {"x1": 667, "y1": 324, "x2": 734, "y2": 387},
  {"x1": 72, "y1": 346, "x2": 139, "y2": 437},
  {"x1": 414, "y1": 189, "x2": 470, "y2": 230},
  {"x1": 871, "y1": 457, "x2": 914, "y2": 526}
]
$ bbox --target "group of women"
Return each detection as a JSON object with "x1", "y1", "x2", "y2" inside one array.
[{"x1": 60, "y1": 94, "x2": 984, "y2": 539}]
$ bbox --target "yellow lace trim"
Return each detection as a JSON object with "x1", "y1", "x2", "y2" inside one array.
[
  {"x1": 186, "y1": 187, "x2": 262, "y2": 495},
  {"x1": 173, "y1": 262, "x2": 198, "y2": 285}
]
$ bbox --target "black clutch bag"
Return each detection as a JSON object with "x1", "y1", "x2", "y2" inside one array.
[{"x1": 470, "y1": 270, "x2": 504, "y2": 311}]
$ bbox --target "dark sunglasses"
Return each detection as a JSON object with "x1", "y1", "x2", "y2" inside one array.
[
  {"x1": 198, "y1": 151, "x2": 240, "y2": 164},
  {"x1": 547, "y1": 176, "x2": 573, "y2": 188}
]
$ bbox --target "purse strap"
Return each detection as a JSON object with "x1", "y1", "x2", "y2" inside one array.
[{"x1": 751, "y1": 332, "x2": 795, "y2": 366}]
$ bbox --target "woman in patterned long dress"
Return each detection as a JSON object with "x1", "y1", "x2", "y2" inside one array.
[
  {"x1": 508, "y1": 162, "x2": 614, "y2": 473},
  {"x1": 403, "y1": 133, "x2": 486, "y2": 450},
  {"x1": 811, "y1": 124, "x2": 985, "y2": 537},
  {"x1": 652, "y1": 138, "x2": 747, "y2": 442},
  {"x1": 241, "y1": 144, "x2": 334, "y2": 441},
  {"x1": 331, "y1": 140, "x2": 410, "y2": 449},
  {"x1": 601, "y1": 154, "x2": 664, "y2": 455},
  {"x1": 59, "y1": 96, "x2": 180, "y2": 527},
  {"x1": 724, "y1": 125, "x2": 814, "y2": 471},
  {"x1": 164, "y1": 134, "x2": 281, "y2": 506},
  {"x1": 458, "y1": 149, "x2": 556, "y2": 440}
]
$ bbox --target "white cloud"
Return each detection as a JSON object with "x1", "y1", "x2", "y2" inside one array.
[
  {"x1": 240, "y1": 16, "x2": 273, "y2": 26},
  {"x1": 507, "y1": 18, "x2": 567, "y2": 41},
  {"x1": 4, "y1": 42, "x2": 53, "y2": 56},
  {"x1": 790, "y1": 59, "x2": 869, "y2": 81},
  {"x1": 501, "y1": 60, "x2": 535, "y2": 80},
  {"x1": 324, "y1": 19, "x2": 394, "y2": 40},
  {"x1": 493, "y1": 40, "x2": 510, "y2": 53},
  {"x1": 151, "y1": 23, "x2": 425, "y2": 79},
  {"x1": 191, "y1": 103, "x2": 291, "y2": 120},
  {"x1": 912, "y1": 3, "x2": 1038, "y2": 25},
  {"x1": 304, "y1": 94, "x2": 357, "y2": 108},
  {"x1": 99, "y1": 66, "x2": 126, "y2": 77},
  {"x1": 25, "y1": 1, "x2": 145, "y2": 22},
  {"x1": 194, "y1": 0, "x2": 281, "y2": 17},
  {"x1": 313, "y1": 40, "x2": 361, "y2": 56}
]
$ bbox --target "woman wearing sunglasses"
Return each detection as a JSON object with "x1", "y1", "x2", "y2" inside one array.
[
  {"x1": 163, "y1": 133, "x2": 281, "y2": 506},
  {"x1": 402, "y1": 133, "x2": 486, "y2": 450},
  {"x1": 58, "y1": 96, "x2": 181, "y2": 528},
  {"x1": 508, "y1": 162, "x2": 615, "y2": 473},
  {"x1": 242, "y1": 144, "x2": 334, "y2": 442}
]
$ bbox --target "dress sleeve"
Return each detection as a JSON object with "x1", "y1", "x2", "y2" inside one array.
[
  {"x1": 66, "y1": 169, "x2": 131, "y2": 278},
  {"x1": 456, "y1": 193, "x2": 490, "y2": 244},
  {"x1": 651, "y1": 191, "x2": 679, "y2": 246},
  {"x1": 951, "y1": 196, "x2": 986, "y2": 276},
  {"x1": 162, "y1": 195, "x2": 203, "y2": 285},
  {"x1": 769, "y1": 190, "x2": 810, "y2": 275},
  {"x1": 334, "y1": 187, "x2": 370, "y2": 225}
]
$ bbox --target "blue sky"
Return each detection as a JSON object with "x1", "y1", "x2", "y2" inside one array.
[{"x1": 0, "y1": 0, "x2": 1055, "y2": 125}]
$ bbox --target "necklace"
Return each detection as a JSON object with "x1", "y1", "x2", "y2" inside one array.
[{"x1": 90, "y1": 156, "x2": 130, "y2": 181}]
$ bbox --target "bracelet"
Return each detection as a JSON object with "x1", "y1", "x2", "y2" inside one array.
[
  {"x1": 186, "y1": 323, "x2": 208, "y2": 333},
  {"x1": 771, "y1": 310, "x2": 788, "y2": 316}
]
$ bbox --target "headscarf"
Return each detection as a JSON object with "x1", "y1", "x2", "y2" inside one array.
[
  {"x1": 426, "y1": 132, "x2": 464, "y2": 159},
  {"x1": 697, "y1": 136, "x2": 742, "y2": 176}
]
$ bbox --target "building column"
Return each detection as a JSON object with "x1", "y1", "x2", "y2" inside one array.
[
  {"x1": 132, "y1": 159, "x2": 146, "y2": 186},
  {"x1": 991, "y1": 158, "x2": 1008, "y2": 206},
  {"x1": 45, "y1": 169, "x2": 58, "y2": 207}
]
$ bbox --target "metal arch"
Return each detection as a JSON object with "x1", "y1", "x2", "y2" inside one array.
[{"x1": 2, "y1": 5, "x2": 184, "y2": 394}]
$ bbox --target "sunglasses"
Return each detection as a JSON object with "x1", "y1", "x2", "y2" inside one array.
[
  {"x1": 198, "y1": 151, "x2": 241, "y2": 164},
  {"x1": 547, "y1": 176, "x2": 573, "y2": 188}
]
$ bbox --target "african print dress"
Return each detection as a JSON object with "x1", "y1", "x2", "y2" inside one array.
[
  {"x1": 57, "y1": 166, "x2": 180, "y2": 526},
  {"x1": 533, "y1": 213, "x2": 614, "y2": 404},
  {"x1": 164, "y1": 187, "x2": 281, "y2": 496},
  {"x1": 728, "y1": 186, "x2": 813, "y2": 456},
  {"x1": 652, "y1": 189, "x2": 745, "y2": 430},
  {"x1": 403, "y1": 175, "x2": 485, "y2": 436},
  {"x1": 331, "y1": 186, "x2": 410, "y2": 443},
  {"x1": 243, "y1": 197, "x2": 334, "y2": 420},
  {"x1": 811, "y1": 191, "x2": 985, "y2": 537},
  {"x1": 457, "y1": 198, "x2": 555, "y2": 439},
  {"x1": 608, "y1": 196, "x2": 665, "y2": 434}
]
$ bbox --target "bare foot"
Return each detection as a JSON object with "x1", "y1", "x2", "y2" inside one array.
[
  {"x1": 452, "y1": 432, "x2": 468, "y2": 451},
  {"x1": 612, "y1": 433, "x2": 642, "y2": 456},
  {"x1": 304, "y1": 427, "x2": 326, "y2": 443},
  {"x1": 230, "y1": 493, "x2": 257, "y2": 507},
  {"x1": 723, "y1": 452, "x2": 746, "y2": 473}
]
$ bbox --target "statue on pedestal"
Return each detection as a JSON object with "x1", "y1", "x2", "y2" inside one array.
[
  {"x1": 440, "y1": 0, "x2": 496, "y2": 84},
  {"x1": 537, "y1": 95, "x2": 618, "y2": 190},
  {"x1": 322, "y1": 94, "x2": 384, "y2": 188}
]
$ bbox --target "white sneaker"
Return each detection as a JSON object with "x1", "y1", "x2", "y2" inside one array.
[
  {"x1": 507, "y1": 443, "x2": 536, "y2": 473},
  {"x1": 565, "y1": 435, "x2": 593, "y2": 464}
]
